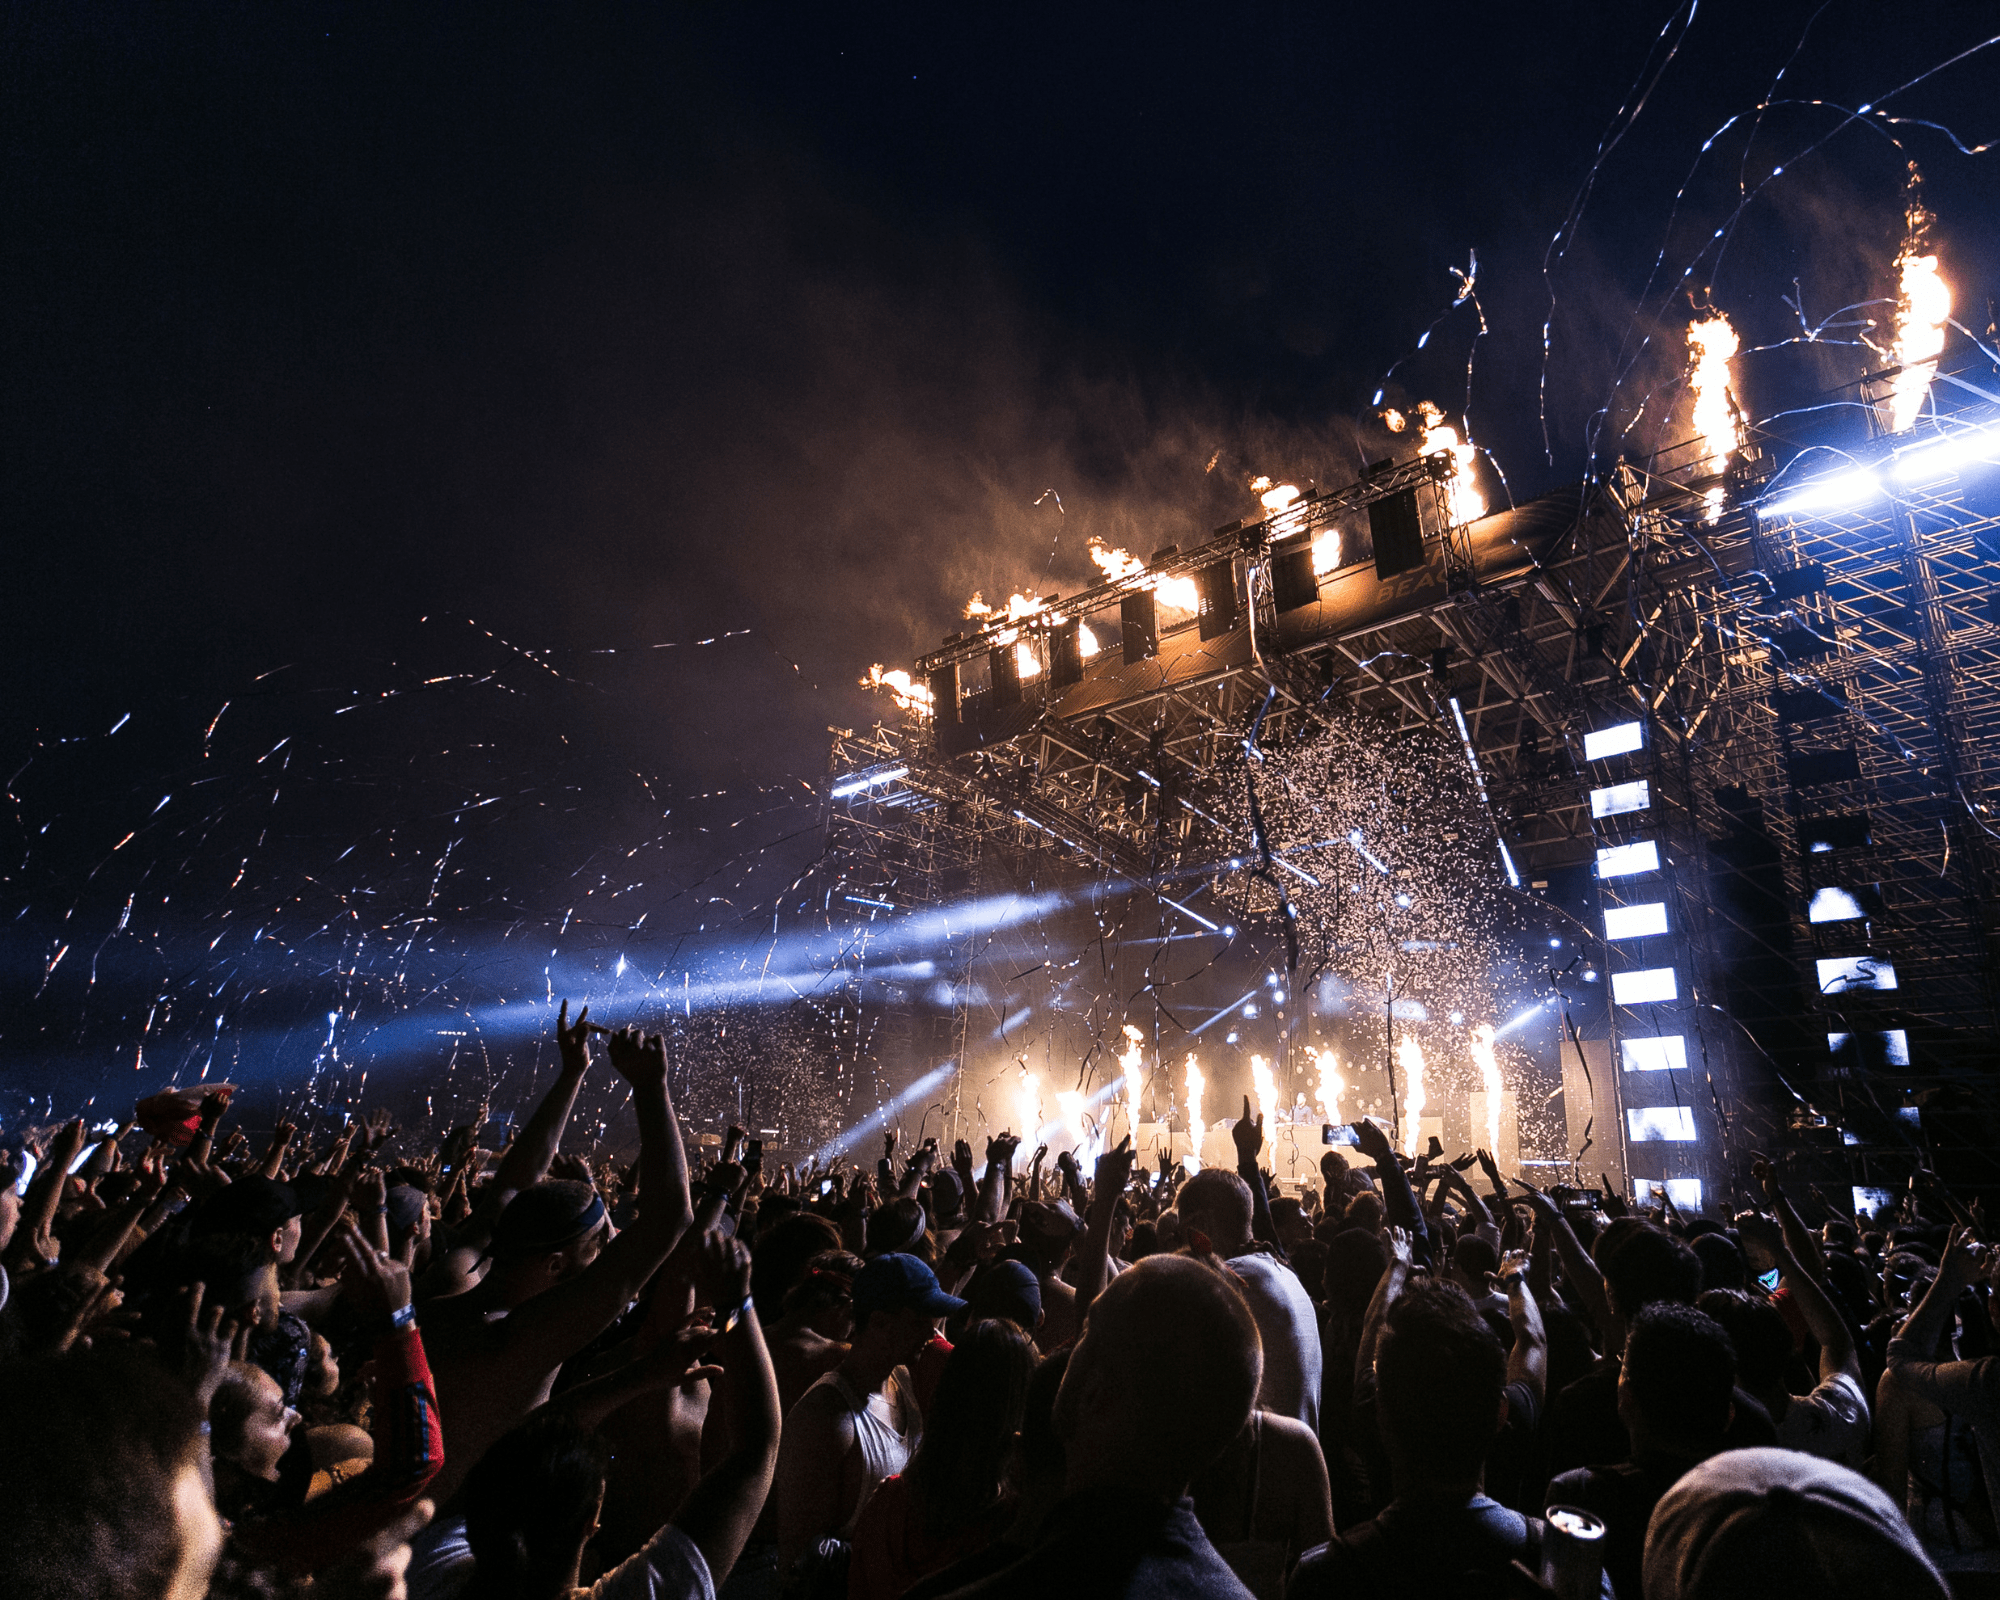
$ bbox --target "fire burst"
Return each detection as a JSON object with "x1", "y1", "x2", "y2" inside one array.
[
  {"x1": 1309, "y1": 1046, "x2": 1344, "y2": 1128},
  {"x1": 1118, "y1": 1023, "x2": 1145, "y2": 1135},
  {"x1": 1686, "y1": 312, "x2": 1742, "y2": 521},
  {"x1": 1183, "y1": 1053, "x2": 1204, "y2": 1174},
  {"x1": 1396, "y1": 1035, "x2": 1427, "y2": 1158},
  {"x1": 860, "y1": 664, "x2": 934, "y2": 714},
  {"x1": 1088, "y1": 538, "x2": 1200, "y2": 612},
  {"x1": 1014, "y1": 1067, "x2": 1042, "y2": 1166},
  {"x1": 1469, "y1": 1023, "x2": 1502, "y2": 1156},
  {"x1": 1389, "y1": 402, "x2": 1485, "y2": 526},
  {"x1": 1886, "y1": 168, "x2": 1950, "y2": 435},
  {"x1": 1249, "y1": 1053, "x2": 1278, "y2": 1127}
]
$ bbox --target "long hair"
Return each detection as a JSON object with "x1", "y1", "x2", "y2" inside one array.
[{"x1": 905, "y1": 1318, "x2": 1037, "y2": 1540}]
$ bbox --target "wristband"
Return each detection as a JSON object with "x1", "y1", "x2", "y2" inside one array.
[
  {"x1": 720, "y1": 1293, "x2": 754, "y2": 1334},
  {"x1": 389, "y1": 1302, "x2": 416, "y2": 1331}
]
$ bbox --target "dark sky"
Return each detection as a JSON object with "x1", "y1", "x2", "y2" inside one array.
[{"x1": 4, "y1": 3, "x2": 1996, "y2": 1121}]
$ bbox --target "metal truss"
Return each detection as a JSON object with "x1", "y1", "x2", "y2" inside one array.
[{"x1": 830, "y1": 396, "x2": 2000, "y2": 1194}]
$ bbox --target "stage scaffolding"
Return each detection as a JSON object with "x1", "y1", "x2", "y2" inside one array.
[{"x1": 825, "y1": 391, "x2": 2000, "y2": 1204}]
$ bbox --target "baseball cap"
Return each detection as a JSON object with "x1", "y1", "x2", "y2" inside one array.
[
  {"x1": 384, "y1": 1184, "x2": 428, "y2": 1237},
  {"x1": 490, "y1": 1180, "x2": 606, "y2": 1259},
  {"x1": 1643, "y1": 1447, "x2": 1948, "y2": 1600},
  {"x1": 190, "y1": 1176, "x2": 301, "y2": 1238},
  {"x1": 963, "y1": 1259, "x2": 1043, "y2": 1332},
  {"x1": 852, "y1": 1253, "x2": 966, "y2": 1322}
]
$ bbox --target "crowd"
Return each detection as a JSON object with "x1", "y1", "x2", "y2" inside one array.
[{"x1": 1, "y1": 1008, "x2": 1993, "y2": 1599}]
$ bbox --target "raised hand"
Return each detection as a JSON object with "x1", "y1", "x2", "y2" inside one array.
[
  {"x1": 1351, "y1": 1116, "x2": 1395, "y2": 1164},
  {"x1": 332, "y1": 1216, "x2": 414, "y2": 1315},
  {"x1": 883, "y1": 1128, "x2": 899, "y2": 1161},
  {"x1": 694, "y1": 1226, "x2": 753, "y2": 1317},
  {"x1": 1094, "y1": 1134, "x2": 1137, "y2": 1204},
  {"x1": 1493, "y1": 1248, "x2": 1531, "y2": 1289},
  {"x1": 607, "y1": 1026, "x2": 668, "y2": 1090},
  {"x1": 362, "y1": 1107, "x2": 399, "y2": 1152},
  {"x1": 1385, "y1": 1224, "x2": 1414, "y2": 1267},
  {"x1": 952, "y1": 1139, "x2": 976, "y2": 1180},
  {"x1": 175, "y1": 1281, "x2": 245, "y2": 1409},
  {"x1": 1939, "y1": 1223, "x2": 1989, "y2": 1290},
  {"x1": 1232, "y1": 1096, "x2": 1264, "y2": 1163},
  {"x1": 1476, "y1": 1147, "x2": 1503, "y2": 1188},
  {"x1": 557, "y1": 1000, "x2": 604, "y2": 1076}
]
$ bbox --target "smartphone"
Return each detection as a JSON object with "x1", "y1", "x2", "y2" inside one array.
[
  {"x1": 819, "y1": 1178, "x2": 834, "y2": 1195},
  {"x1": 1757, "y1": 1267, "x2": 1781, "y2": 1292},
  {"x1": 1322, "y1": 1122, "x2": 1360, "y2": 1148},
  {"x1": 744, "y1": 1138, "x2": 765, "y2": 1174}
]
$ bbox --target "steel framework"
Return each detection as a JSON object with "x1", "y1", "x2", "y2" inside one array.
[{"x1": 824, "y1": 392, "x2": 2000, "y2": 1201}]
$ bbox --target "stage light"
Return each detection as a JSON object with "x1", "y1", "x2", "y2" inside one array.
[
  {"x1": 1627, "y1": 1106, "x2": 1697, "y2": 1142},
  {"x1": 830, "y1": 765, "x2": 910, "y2": 799},
  {"x1": 1548, "y1": 937, "x2": 1562, "y2": 948},
  {"x1": 1611, "y1": 966, "x2": 1678, "y2": 1004},
  {"x1": 1596, "y1": 840, "x2": 1660, "y2": 879},
  {"x1": 1395, "y1": 892, "x2": 1412, "y2": 907},
  {"x1": 1760, "y1": 467, "x2": 1882, "y2": 520},
  {"x1": 1226, "y1": 1031, "x2": 1240, "y2": 1043},
  {"x1": 1808, "y1": 887, "x2": 1867, "y2": 923},
  {"x1": 1622, "y1": 1035, "x2": 1687, "y2": 1073},
  {"x1": 1243, "y1": 1002, "x2": 1260, "y2": 1019},
  {"x1": 1272, "y1": 990, "x2": 1285, "y2": 1003},
  {"x1": 1604, "y1": 902, "x2": 1668, "y2": 940},
  {"x1": 1590, "y1": 779, "x2": 1651, "y2": 818},
  {"x1": 1891, "y1": 424, "x2": 2000, "y2": 483},
  {"x1": 1583, "y1": 722, "x2": 1643, "y2": 761},
  {"x1": 1582, "y1": 968, "x2": 1599, "y2": 982},
  {"x1": 1449, "y1": 1010, "x2": 1465, "y2": 1025},
  {"x1": 1223, "y1": 925, "x2": 1238, "y2": 938}
]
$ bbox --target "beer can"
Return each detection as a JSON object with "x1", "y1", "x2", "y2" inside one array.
[{"x1": 1543, "y1": 1504, "x2": 1608, "y2": 1600}]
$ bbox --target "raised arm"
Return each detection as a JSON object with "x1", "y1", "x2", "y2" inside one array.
[
  {"x1": 1075, "y1": 1136, "x2": 1136, "y2": 1316},
  {"x1": 504, "y1": 1028, "x2": 694, "y2": 1373},
  {"x1": 7, "y1": 1118, "x2": 86, "y2": 1269},
  {"x1": 1515, "y1": 1179, "x2": 1612, "y2": 1337},
  {"x1": 671, "y1": 1230, "x2": 784, "y2": 1588},
  {"x1": 1754, "y1": 1156, "x2": 1828, "y2": 1284},
  {"x1": 1233, "y1": 1098, "x2": 1285, "y2": 1260},
  {"x1": 1497, "y1": 1248, "x2": 1547, "y2": 1406},
  {"x1": 1352, "y1": 1118, "x2": 1432, "y2": 1268},
  {"x1": 1888, "y1": 1224, "x2": 1984, "y2": 1372},
  {"x1": 1354, "y1": 1226, "x2": 1413, "y2": 1391}
]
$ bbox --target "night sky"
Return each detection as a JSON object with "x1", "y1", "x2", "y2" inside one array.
[{"x1": 5, "y1": 4, "x2": 1997, "y2": 1129}]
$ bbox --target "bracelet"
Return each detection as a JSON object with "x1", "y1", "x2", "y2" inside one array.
[
  {"x1": 720, "y1": 1293, "x2": 754, "y2": 1334},
  {"x1": 389, "y1": 1303, "x2": 417, "y2": 1331}
]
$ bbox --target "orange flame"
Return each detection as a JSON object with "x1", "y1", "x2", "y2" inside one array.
[
  {"x1": 1088, "y1": 537, "x2": 1199, "y2": 612},
  {"x1": 1183, "y1": 1053, "x2": 1205, "y2": 1174},
  {"x1": 1470, "y1": 1023, "x2": 1502, "y2": 1156},
  {"x1": 1686, "y1": 312, "x2": 1742, "y2": 520},
  {"x1": 1414, "y1": 402, "x2": 1486, "y2": 526},
  {"x1": 861, "y1": 665, "x2": 934, "y2": 714},
  {"x1": 1396, "y1": 1035, "x2": 1427, "y2": 1158},
  {"x1": 1887, "y1": 251, "x2": 1950, "y2": 434},
  {"x1": 1309, "y1": 1046, "x2": 1344, "y2": 1126},
  {"x1": 1249, "y1": 1054, "x2": 1278, "y2": 1126}
]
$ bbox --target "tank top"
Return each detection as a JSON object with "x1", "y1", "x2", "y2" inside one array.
[{"x1": 814, "y1": 1366, "x2": 920, "y2": 1536}]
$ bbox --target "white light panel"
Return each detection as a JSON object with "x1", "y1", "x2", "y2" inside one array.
[
  {"x1": 1583, "y1": 722, "x2": 1644, "y2": 761},
  {"x1": 1612, "y1": 966, "x2": 1678, "y2": 1005},
  {"x1": 1604, "y1": 901, "x2": 1669, "y2": 940},
  {"x1": 1817, "y1": 956, "x2": 1897, "y2": 994},
  {"x1": 1621, "y1": 1035, "x2": 1687, "y2": 1073},
  {"x1": 1596, "y1": 840, "x2": 1660, "y2": 879},
  {"x1": 1627, "y1": 1106, "x2": 1697, "y2": 1142},
  {"x1": 1808, "y1": 887, "x2": 1866, "y2": 923},
  {"x1": 1853, "y1": 1186, "x2": 1898, "y2": 1217},
  {"x1": 1591, "y1": 779, "x2": 1652, "y2": 818},
  {"x1": 1654, "y1": 1178, "x2": 1703, "y2": 1208}
]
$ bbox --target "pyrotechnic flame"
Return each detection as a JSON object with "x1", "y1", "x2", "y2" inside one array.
[
  {"x1": 965, "y1": 591, "x2": 1049, "y2": 624},
  {"x1": 1013, "y1": 640, "x2": 1040, "y2": 680},
  {"x1": 860, "y1": 665, "x2": 934, "y2": 715},
  {"x1": 1310, "y1": 1046, "x2": 1344, "y2": 1127},
  {"x1": 1887, "y1": 258, "x2": 1950, "y2": 435},
  {"x1": 1414, "y1": 402, "x2": 1485, "y2": 527},
  {"x1": 1014, "y1": 1068, "x2": 1042, "y2": 1164},
  {"x1": 1250, "y1": 1054, "x2": 1277, "y2": 1127},
  {"x1": 1119, "y1": 1024, "x2": 1145, "y2": 1132},
  {"x1": 1078, "y1": 623, "x2": 1100, "y2": 658},
  {"x1": 1382, "y1": 408, "x2": 1407, "y2": 433},
  {"x1": 1055, "y1": 1089, "x2": 1088, "y2": 1145},
  {"x1": 1686, "y1": 312, "x2": 1742, "y2": 521},
  {"x1": 1088, "y1": 538, "x2": 1200, "y2": 613},
  {"x1": 1311, "y1": 530, "x2": 1342, "y2": 577},
  {"x1": 1470, "y1": 1023, "x2": 1502, "y2": 1157},
  {"x1": 1251, "y1": 475, "x2": 1302, "y2": 514},
  {"x1": 1184, "y1": 1053, "x2": 1205, "y2": 1174},
  {"x1": 1396, "y1": 1035, "x2": 1427, "y2": 1158}
]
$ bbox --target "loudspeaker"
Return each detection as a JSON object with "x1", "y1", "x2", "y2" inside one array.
[
  {"x1": 1270, "y1": 537, "x2": 1319, "y2": 612},
  {"x1": 1370, "y1": 487, "x2": 1425, "y2": 579},
  {"x1": 1196, "y1": 560, "x2": 1238, "y2": 639},
  {"x1": 1121, "y1": 590, "x2": 1158, "y2": 663},
  {"x1": 1048, "y1": 620, "x2": 1084, "y2": 688}
]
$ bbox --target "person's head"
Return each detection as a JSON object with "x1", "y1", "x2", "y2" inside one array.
[
  {"x1": 1269, "y1": 1196, "x2": 1313, "y2": 1254},
  {"x1": 1619, "y1": 1303, "x2": 1736, "y2": 1458},
  {"x1": 1643, "y1": 1448, "x2": 1948, "y2": 1600},
  {"x1": 1175, "y1": 1169, "x2": 1255, "y2": 1253},
  {"x1": 1322, "y1": 1229, "x2": 1390, "y2": 1324},
  {"x1": 752, "y1": 1212, "x2": 842, "y2": 1320},
  {"x1": 178, "y1": 1232, "x2": 280, "y2": 1331},
  {"x1": 1690, "y1": 1231, "x2": 1748, "y2": 1294},
  {"x1": 850, "y1": 1253, "x2": 965, "y2": 1367},
  {"x1": 1055, "y1": 1254, "x2": 1260, "y2": 1498},
  {"x1": 927, "y1": 1169, "x2": 966, "y2": 1229},
  {"x1": 209, "y1": 1362, "x2": 301, "y2": 1486},
  {"x1": 907, "y1": 1319, "x2": 1038, "y2": 1536},
  {"x1": 1016, "y1": 1201, "x2": 1082, "y2": 1274},
  {"x1": 384, "y1": 1184, "x2": 429, "y2": 1255},
  {"x1": 191, "y1": 1176, "x2": 303, "y2": 1266},
  {"x1": 957, "y1": 1258, "x2": 1044, "y2": 1337},
  {"x1": 779, "y1": 1248, "x2": 862, "y2": 1341},
  {"x1": 1374, "y1": 1280, "x2": 1507, "y2": 1494},
  {"x1": 865, "y1": 1196, "x2": 933, "y2": 1262},
  {"x1": 1600, "y1": 1222, "x2": 1703, "y2": 1318},
  {"x1": 487, "y1": 1181, "x2": 609, "y2": 1299},
  {"x1": 1695, "y1": 1288, "x2": 1790, "y2": 1400},
  {"x1": 462, "y1": 1411, "x2": 611, "y2": 1600},
  {"x1": 1451, "y1": 1234, "x2": 1499, "y2": 1294},
  {"x1": 0, "y1": 1347, "x2": 221, "y2": 1600},
  {"x1": 1320, "y1": 1148, "x2": 1352, "y2": 1194},
  {"x1": 1341, "y1": 1189, "x2": 1386, "y2": 1235}
]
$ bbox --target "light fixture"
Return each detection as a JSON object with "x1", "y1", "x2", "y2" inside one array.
[{"x1": 1761, "y1": 468, "x2": 1882, "y2": 520}]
